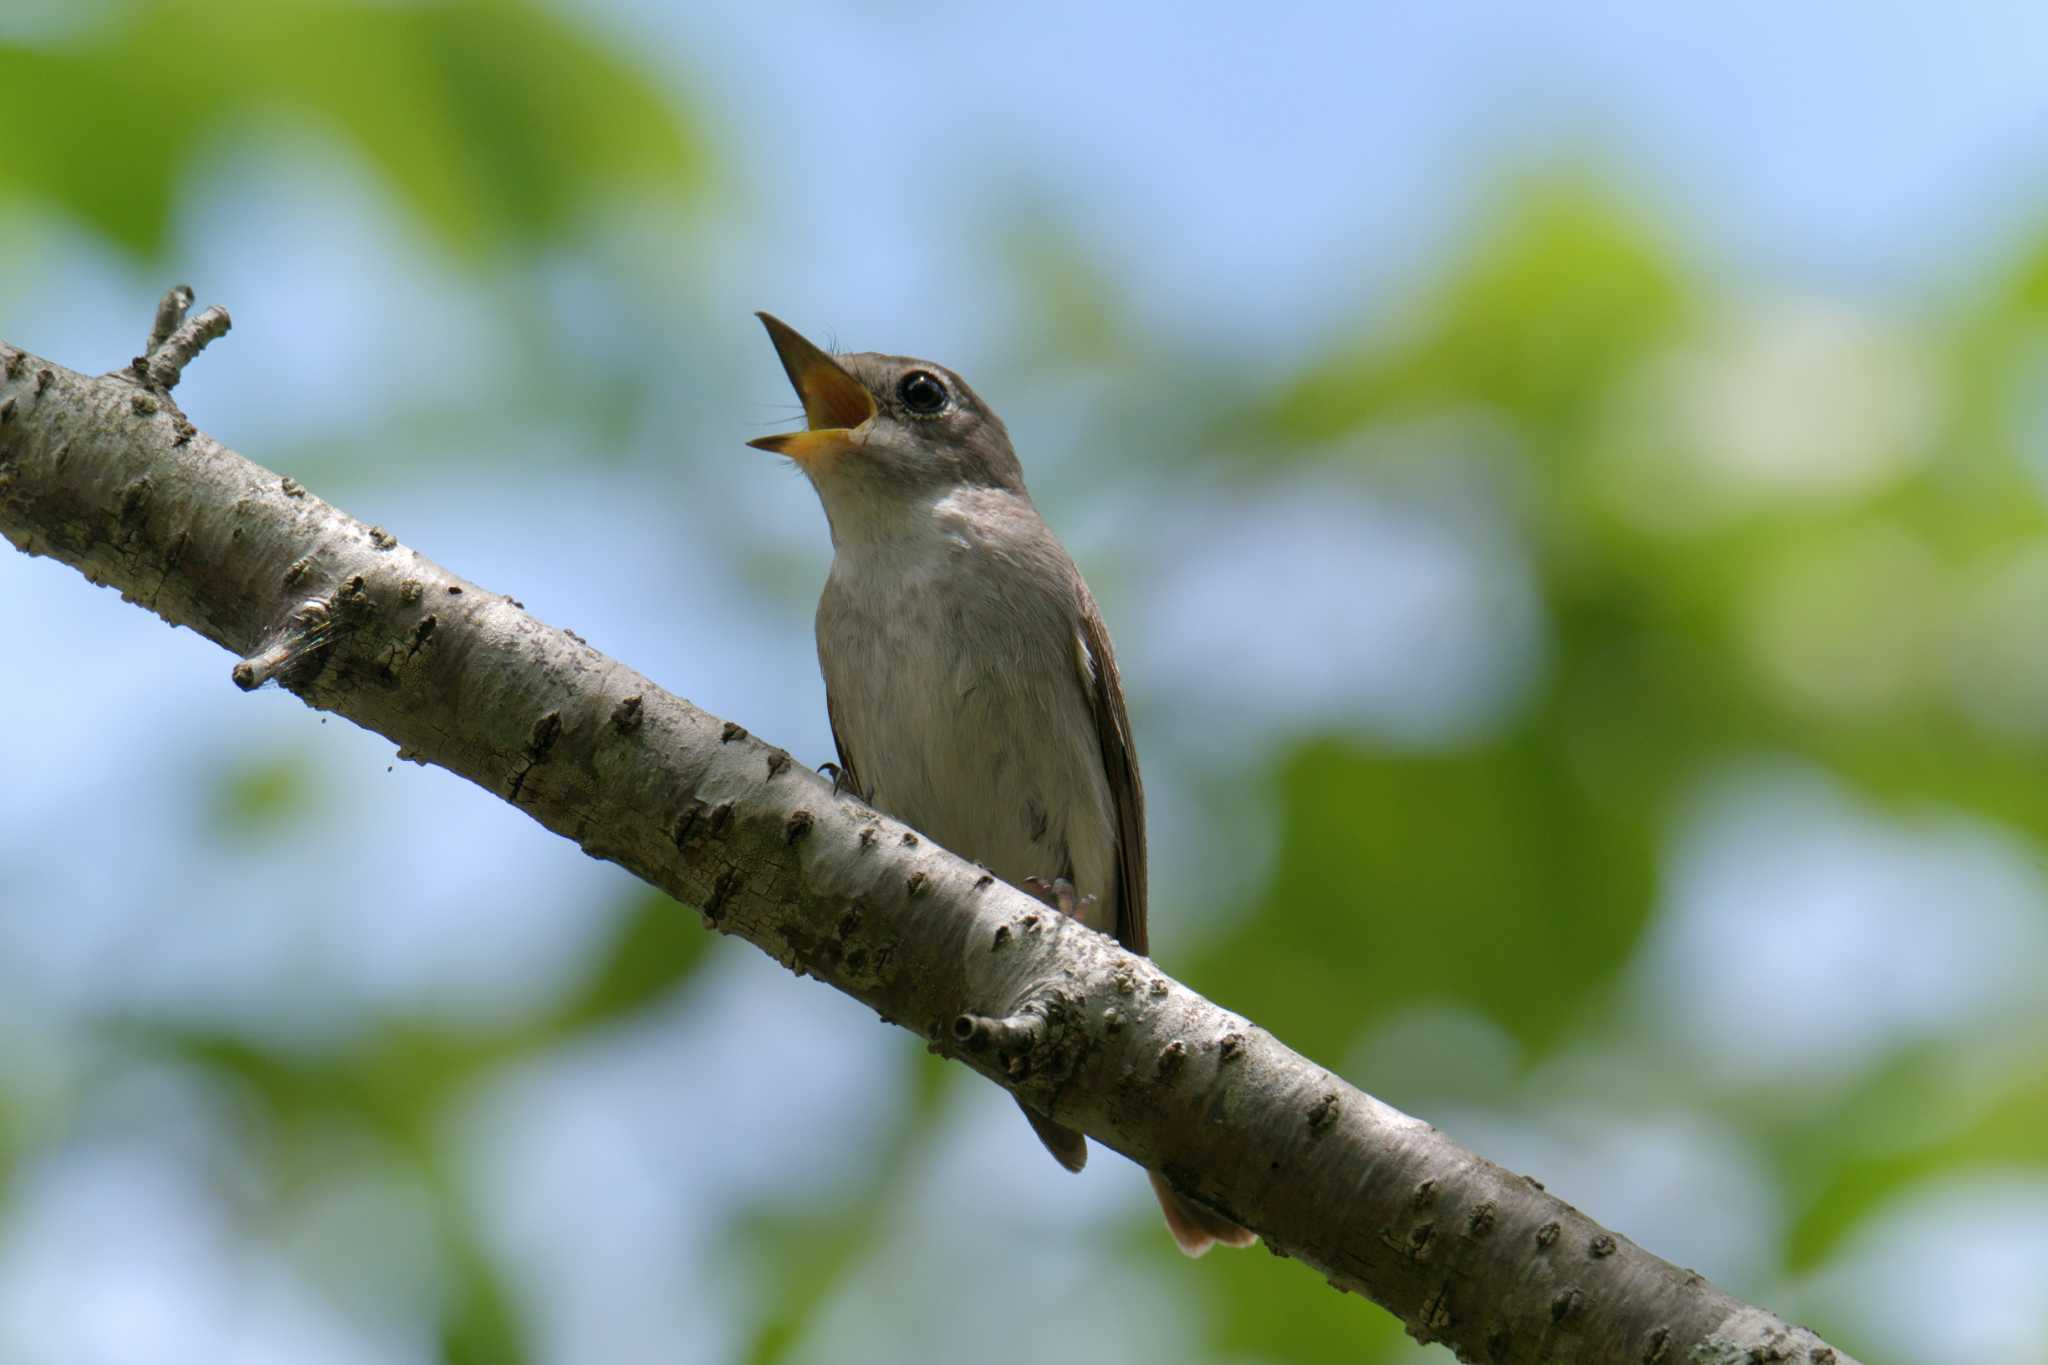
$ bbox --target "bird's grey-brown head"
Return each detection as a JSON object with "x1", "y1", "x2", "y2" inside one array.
[{"x1": 747, "y1": 314, "x2": 1025, "y2": 514}]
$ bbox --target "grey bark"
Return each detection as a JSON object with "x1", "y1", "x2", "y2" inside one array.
[{"x1": 0, "y1": 295, "x2": 1860, "y2": 1365}]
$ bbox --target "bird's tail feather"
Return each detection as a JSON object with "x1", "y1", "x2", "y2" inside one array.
[
  {"x1": 1149, "y1": 1172, "x2": 1258, "y2": 1257},
  {"x1": 1017, "y1": 1098, "x2": 1256, "y2": 1255},
  {"x1": 1018, "y1": 1099, "x2": 1089, "y2": 1172}
]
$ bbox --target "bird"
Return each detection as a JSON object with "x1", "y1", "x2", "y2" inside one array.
[{"x1": 746, "y1": 313, "x2": 1254, "y2": 1256}]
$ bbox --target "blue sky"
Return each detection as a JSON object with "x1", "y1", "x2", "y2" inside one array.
[{"x1": 641, "y1": 0, "x2": 2048, "y2": 346}]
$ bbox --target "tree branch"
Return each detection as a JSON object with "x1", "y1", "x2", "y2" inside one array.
[{"x1": 0, "y1": 295, "x2": 1858, "y2": 1365}]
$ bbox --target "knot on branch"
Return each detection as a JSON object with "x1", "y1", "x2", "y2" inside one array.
[
  {"x1": 953, "y1": 991, "x2": 1076, "y2": 1083},
  {"x1": 232, "y1": 596, "x2": 335, "y2": 691},
  {"x1": 954, "y1": 1006, "x2": 1045, "y2": 1055},
  {"x1": 129, "y1": 284, "x2": 231, "y2": 392}
]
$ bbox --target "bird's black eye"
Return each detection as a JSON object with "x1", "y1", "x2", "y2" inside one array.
[{"x1": 897, "y1": 370, "x2": 948, "y2": 415}]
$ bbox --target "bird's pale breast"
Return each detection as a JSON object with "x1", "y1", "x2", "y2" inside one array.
[{"x1": 815, "y1": 491, "x2": 1119, "y2": 936}]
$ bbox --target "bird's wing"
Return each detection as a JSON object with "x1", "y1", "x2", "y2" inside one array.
[
  {"x1": 1077, "y1": 603, "x2": 1148, "y2": 956},
  {"x1": 824, "y1": 687, "x2": 865, "y2": 802}
]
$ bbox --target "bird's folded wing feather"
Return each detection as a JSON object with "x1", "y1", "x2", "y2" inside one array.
[
  {"x1": 1077, "y1": 604, "x2": 1148, "y2": 956},
  {"x1": 825, "y1": 690, "x2": 865, "y2": 804}
]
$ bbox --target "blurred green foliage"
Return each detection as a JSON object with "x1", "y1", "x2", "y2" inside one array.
[
  {"x1": 1267, "y1": 183, "x2": 1691, "y2": 446},
  {"x1": 1184, "y1": 179, "x2": 2048, "y2": 1357},
  {"x1": 0, "y1": 0, "x2": 708, "y2": 258},
  {"x1": 4, "y1": 4, "x2": 2044, "y2": 1364},
  {"x1": 129, "y1": 884, "x2": 712, "y2": 1365},
  {"x1": 734, "y1": 1052, "x2": 953, "y2": 1365},
  {"x1": 208, "y1": 747, "x2": 320, "y2": 837},
  {"x1": 1200, "y1": 733, "x2": 1657, "y2": 1064}
]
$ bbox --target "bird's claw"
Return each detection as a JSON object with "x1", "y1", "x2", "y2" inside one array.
[{"x1": 1022, "y1": 875, "x2": 1095, "y2": 920}]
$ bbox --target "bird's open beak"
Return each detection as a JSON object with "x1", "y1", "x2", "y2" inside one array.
[{"x1": 746, "y1": 313, "x2": 876, "y2": 464}]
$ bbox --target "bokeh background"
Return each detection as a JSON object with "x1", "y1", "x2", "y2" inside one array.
[{"x1": 4, "y1": 2, "x2": 2046, "y2": 1362}]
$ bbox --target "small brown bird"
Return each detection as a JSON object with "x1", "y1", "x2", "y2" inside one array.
[{"x1": 747, "y1": 313, "x2": 1254, "y2": 1255}]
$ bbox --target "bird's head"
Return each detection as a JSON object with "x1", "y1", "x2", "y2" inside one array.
[{"x1": 747, "y1": 314, "x2": 1026, "y2": 523}]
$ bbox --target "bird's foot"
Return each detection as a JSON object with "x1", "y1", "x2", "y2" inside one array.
[
  {"x1": 1021, "y1": 875, "x2": 1097, "y2": 921},
  {"x1": 817, "y1": 761, "x2": 866, "y2": 801}
]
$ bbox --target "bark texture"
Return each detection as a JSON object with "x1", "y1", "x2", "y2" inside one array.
[{"x1": 0, "y1": 302, "x2": 1860, "y2": 1365}]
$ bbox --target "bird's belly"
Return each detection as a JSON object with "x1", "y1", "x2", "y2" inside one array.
[
  {"x1": 837, "y1": 637, "x2": 1064, "y2": 875},
  {"x1": 819, "y1": 577, "x2": 1116, "y2": 930}
]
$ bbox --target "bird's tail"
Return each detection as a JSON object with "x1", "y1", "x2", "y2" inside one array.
[
  {"x1": 1149, "y1": 1172, "x2": 1257, "y2": 1257},
  {"x1": 1019, "y1": 1096, "x2": 1256, "y2": 1256},
  {"x1": 1018, "y1": 1098, "x2": 1090, "y2": 1172}
]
